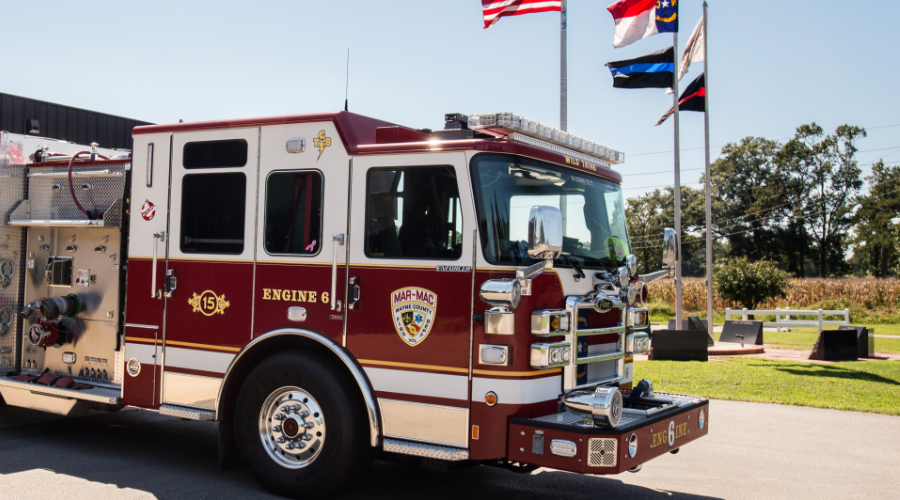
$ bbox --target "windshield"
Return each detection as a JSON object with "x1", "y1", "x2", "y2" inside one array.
[{"x1": 471, "y1": 154, "x2": 630, "y2": 269}]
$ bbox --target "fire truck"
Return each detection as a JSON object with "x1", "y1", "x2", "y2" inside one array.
[{"x1": 0, "y1": 111, "x2": 708, "y2": 497}]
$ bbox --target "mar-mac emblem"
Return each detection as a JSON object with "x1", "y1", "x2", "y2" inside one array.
[
  {"x1": 391, "y1": 287, "x2": 437, "y2": 347},
  {"x1": 188, "y1": 290, "x2": 231, "y2": 316}
]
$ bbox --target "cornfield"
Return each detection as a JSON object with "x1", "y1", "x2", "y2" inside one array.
[{"x1": 647, "y1": 278, "x2": 900, "y2": 311}]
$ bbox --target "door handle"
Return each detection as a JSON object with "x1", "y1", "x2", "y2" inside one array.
[
  {"x1": 165, "y1": 268, "x2": 177, "y2": 298},
  {"x1": 331, "y1": 233, "x2": 344, "y2": 311},
  {"x1": 348, "y1": 276, "x2": 361, "y2": 311},
  {"x1": 151, "y1": 232, "x2": 165, "y2": 299}
]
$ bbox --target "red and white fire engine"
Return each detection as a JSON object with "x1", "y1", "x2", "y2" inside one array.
[{"x1": 0, "y1": 111, "x2": 708, "y2": 497}]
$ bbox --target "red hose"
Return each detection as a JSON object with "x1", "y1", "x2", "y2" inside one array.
[{"x1": 67, "y1": 151, "x2": 111, "y2": 216}]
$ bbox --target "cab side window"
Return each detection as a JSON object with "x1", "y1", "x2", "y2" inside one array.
[
  {"x1": 180, "y1": 173, "x2": 246, "y2": 254},
  {"x1": 364, "y1": 166, "x2": 463, "y2": 260},
  {"x1": 263, "y1": 171, "x2": 324, "y2": 255}
]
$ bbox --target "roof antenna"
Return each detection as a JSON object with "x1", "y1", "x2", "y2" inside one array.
[{"x1": 344, "y1": 49, "x2": 350, "y2": 112}]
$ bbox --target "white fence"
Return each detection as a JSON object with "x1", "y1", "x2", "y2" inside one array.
[{"x1": 724, "y1": 308, "x2": 850, "y2": 333}]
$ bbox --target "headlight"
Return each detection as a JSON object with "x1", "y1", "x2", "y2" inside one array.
[
  {"x1": 628, "y1": 433, "x2": 638, "y2": 458},
  {"x1": 480, "y1": 279, "x2": 522, "y2": 309},
  {"x1": 699, "y1": 408, "x2": 706, "y2": 429},
  {"x1": 530, "y1": 341, "x2": 571, "y2": 369}
]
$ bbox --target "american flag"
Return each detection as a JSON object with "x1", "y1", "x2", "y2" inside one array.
[{"x1": 482, "y1": 0, "x2": 562, "y2": 29}]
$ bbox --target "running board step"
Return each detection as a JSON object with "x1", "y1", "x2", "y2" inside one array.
[
  {"x1": 383, "y1": 438, "x2": 469, "y2": 461},
  {"x1": 0, "y1": 376, "x2": 121, "y2": 416},
  {"x1": 159, "y1": 404, "x2": 216, "y2": 421}
]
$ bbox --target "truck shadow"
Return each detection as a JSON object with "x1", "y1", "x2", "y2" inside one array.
[
  {"x1": 0, "y1": 408, "x2": 722, "y2": 500},
  {"x1": 771, "y1": 362, "x2": 900, "y2": 385}
]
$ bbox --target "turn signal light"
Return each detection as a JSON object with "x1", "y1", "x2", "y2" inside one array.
[{"x1": 485, "y1": 392, "x2": 498, "y2": 407}]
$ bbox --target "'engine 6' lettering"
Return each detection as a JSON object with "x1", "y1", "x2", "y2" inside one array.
[
  {"x1": 650, "y1": 421, "x2": 688, "y2": 449},
  {"x1": 262, "y1": 288, "x2": 329, "y2": 304}
]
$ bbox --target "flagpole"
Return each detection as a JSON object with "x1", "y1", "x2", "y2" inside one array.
[
  {"x1": 672, "y1": 31, "x2": 683, "y2": 330},
  {"x1": 702, "y1": 2, "x2": 714, "y2": 338},
  {"x1": 560, "y1": 0, "x2": 567, "y2": 131}
]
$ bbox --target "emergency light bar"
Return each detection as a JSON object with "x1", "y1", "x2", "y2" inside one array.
[{"x1": 468, "y1": 112, "x2": 625, "y2": 166}]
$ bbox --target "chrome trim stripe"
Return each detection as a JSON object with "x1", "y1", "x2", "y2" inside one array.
[
  {"x1": 165, "y1": 346, "x2": 234, "y2": 373},
  {"x1": 125, "y1": 323, "x2": 160, "y2": 329},
  {"x1": 472, "y1": 375, "x2": 561, "y2": 405},
  {"x1": 364, "y1": 367, "x2": 468, "y2": 401},
  {"x1": 379, "y1": 398, "x2": 469, "y2": 448},
  {"x1": 125, "y1": 342, "x2": 156, "y2": 366},
  {"x1": 216, "y1": 328, "x2": 382, "y2": 448}
]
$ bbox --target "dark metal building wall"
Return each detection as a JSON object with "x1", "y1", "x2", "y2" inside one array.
[{"x1": 0, "y1": 92, "x2": 152, "y2": 151}]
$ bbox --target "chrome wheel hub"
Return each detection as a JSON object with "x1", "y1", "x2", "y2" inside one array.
[{"x1": 259, "y1": 386, "x2": 326, "y2": 468}]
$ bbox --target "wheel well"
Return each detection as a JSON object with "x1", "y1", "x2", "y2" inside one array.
[{"x1": 216, "y1": 331, "x2": 381, "y2": 447}]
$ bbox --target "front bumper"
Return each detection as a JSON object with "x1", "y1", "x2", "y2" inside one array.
[{"x1": 507, "y1": 393, "x2": 709, "y2": 474}]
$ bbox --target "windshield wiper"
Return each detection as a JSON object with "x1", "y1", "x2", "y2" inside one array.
[{"x1": 560, "y1": 255, "x2": 586, "y2": 280}]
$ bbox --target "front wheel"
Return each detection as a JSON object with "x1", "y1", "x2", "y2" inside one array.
[{"x1": 235, "y1": 350, "x2": 368, "y2": 498}]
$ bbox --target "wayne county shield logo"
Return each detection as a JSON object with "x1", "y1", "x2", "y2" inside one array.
[{"x1": 391, "y1": 287, "x2": 437, "y2": 346}]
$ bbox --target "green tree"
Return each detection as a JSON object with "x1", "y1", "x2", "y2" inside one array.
[
  {"x1": 626, "y1": 185, "x2": 705, "y2": 275},
  {"x1": 714, "y1": 257, "x2": 788, "y2": 311},
  {"x1": 777, "y1": 123, "x2": 865, "y2": 277},
  {"x1": 704, "y1": 136, "x2": 814, "y2": 274},
  {"x1": 852, "y1": 160, "x2": 900, "y2": 277}
]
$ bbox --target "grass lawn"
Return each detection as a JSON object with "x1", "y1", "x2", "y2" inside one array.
[{"x1": 635, "y1": 358, "x2": 900, "y2": 415}]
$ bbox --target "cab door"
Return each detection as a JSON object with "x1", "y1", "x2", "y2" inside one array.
[
  {"x1": 161, "y1": 129, "x2": 259, "y2": 410},
  {"x1": 344, "y1": 153, "x2": 475, "y2": 449},
  {"x1": 252, "y1": 121, "x2": 348, "y2": 342}
]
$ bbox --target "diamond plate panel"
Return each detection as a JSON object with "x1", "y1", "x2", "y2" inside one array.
[
  {"x1": 160, "y1": 404, "x2": 216, "y2": 421},
  {"x1": 383, "y1": 438, "x2": 469, "y2": 461},
  {"x1": 531, "y1": 410, "x2": 642, "y2": 428},
  {"x1": 0, "y1": 376, "x2": 120, "y2": 404},
  {"x1": 0, "y1": 385, "x2": 94, "y2": 416},
  {"x1": 0, "y1": 133, "x2": 26, "y2": 374}
]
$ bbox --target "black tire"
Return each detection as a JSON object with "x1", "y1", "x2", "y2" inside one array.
[{"x1": 235, "y1": 349, "x2": 368, "y2": 498}]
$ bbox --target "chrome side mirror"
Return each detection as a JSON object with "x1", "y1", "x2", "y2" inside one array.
[
  {"x1": 625, "y1": 254, "x2": 638, "y2": 277},
  {"x1": 527, "y1": 206, "x2": 563, "y2": 261},
  {"x1": 662, "y1": 227, "x2": 678, "y2": 269}
]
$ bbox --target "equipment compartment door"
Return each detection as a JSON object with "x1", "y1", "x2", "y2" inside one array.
[
  {"x1": 161, "y1": 128, "x2": 259, "y2": 410},
  {"x1": 345, "y1": 153, "x2": 475, "y2": 449}
]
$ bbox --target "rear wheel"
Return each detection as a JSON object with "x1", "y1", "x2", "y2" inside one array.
[{"x1": 235, "y1": 350, "x2": 367, "y2": 498}]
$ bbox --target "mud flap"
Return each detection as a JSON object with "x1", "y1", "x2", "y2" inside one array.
[{"x1": 218, "y1": 421, "x2": 243, "y2": 471}]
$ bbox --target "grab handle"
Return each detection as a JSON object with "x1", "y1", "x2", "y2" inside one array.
[
  {"x1": 331, "y1": 234, "x2": 344, "y2": 311},
  {"x1": 151, "y1": 232, "x2": 165, "y2": 299}
]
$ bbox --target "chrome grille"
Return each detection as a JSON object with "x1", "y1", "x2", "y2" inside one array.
[
  {"x1": 587, "y1": 342, "x2": 617, "y2": 357},
  {"x1": 588, "y1": 438, "x2": 617, "y2": 467},
  {"x1": 587, "y1": 359, "x2": 619, "y2": 385}
]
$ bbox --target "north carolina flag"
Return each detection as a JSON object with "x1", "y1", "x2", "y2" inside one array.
[
  {"x1": 607, "y1": 0, "x2": 679, "y2": 48},
  {"x1": 483, "y1": 0, "x2": 562, "y2": 29}
]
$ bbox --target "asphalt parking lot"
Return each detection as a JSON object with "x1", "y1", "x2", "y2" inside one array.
[{"x1": 1, "y1": 399, "x2": 898, "y2": 500}]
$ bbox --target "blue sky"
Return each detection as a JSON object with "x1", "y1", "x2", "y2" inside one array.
[{"x1": 4, "y1": 1, "x2": 897, "y2": 199}]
